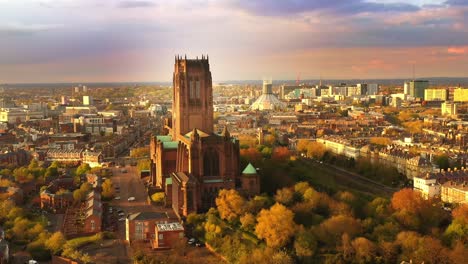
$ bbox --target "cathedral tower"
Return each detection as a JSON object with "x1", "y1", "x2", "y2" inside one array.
[{"x1": 172, "y1": 55, "x2": 213, "y2": 138}]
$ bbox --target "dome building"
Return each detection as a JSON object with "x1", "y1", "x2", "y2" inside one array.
[{"x1": 250, "y1": 80, "x2": 286, "y2": 111}]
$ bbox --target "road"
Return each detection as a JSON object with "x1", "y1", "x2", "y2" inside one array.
[{"x1": 299, "y1": 158, "x2": 397, "y2": 197}]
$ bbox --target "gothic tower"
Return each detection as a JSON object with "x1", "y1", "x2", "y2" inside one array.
[{"x1": 172, "y1": 55, "x2": 213, "y2": 138}]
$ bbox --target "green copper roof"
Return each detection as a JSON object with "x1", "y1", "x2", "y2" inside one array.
[
  {"x1": 163, "y1": 141, "x2": 178, "y2": 150},
  {"x1": 165, "y1": 177, "x2": 172, "y2": 186},
  {"x1": 204, "y1": 179, "x2": 224, "y2": 183},
  {"x1": 242, "y1": 163, "x2": 257, "y2": 174},
  {"x1": 156, "y1": 135, "x2": 173, "y2": 142}
]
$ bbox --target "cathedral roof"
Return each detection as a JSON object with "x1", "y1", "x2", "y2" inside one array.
[
  {"x1": 156, "y1": 135, "x2": 173, "y2": 142},
  {"x1": 242, "y1": 163, "x2": 257, "y2": 174},
  {"x1": 163, "y1": 141, "x2": 178, "y2": 150}
]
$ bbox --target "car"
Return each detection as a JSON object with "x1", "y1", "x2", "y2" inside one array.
[
  {"x1": 114, "y1": 196, "x2": 121, "y2": 200},
  {"x1": 118, "y1": 218, "x2": 125, "y2": 221},
  {"x1": 120, "y1": 169, "x2": 127, "y2": 173},
  {"x1": 117, "y1": 209, "x2": 124, "y2": 213},
  {"x1": 118, "y1": 213, "x2": 125, "y2": 217},
  {"x1": 195, "y1": 242, "x2": 205, "y2": 247},
  {"x1": 187, "y1": 238, "x2": 196, "y2": 245},
  {"x1": 128, "y1": 197, "x2": 135, "y2": 202}
]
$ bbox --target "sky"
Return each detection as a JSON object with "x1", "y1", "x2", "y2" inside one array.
[{"x1": 0, "y1": 0, "x2": 468, "y2": 83}]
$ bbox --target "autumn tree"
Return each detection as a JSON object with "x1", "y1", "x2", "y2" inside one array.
[
  {"x1": 130, "y1": 147, "x2": 150, "y2": 158},
  {"x1": 315, "y1": 215, "x2": 361, "y2": 247},
  {"x1": 306, "y1": 142, "x2": 326, "y2": 160},
  {"x1": 274, "y1": 187, "x2": 296, "y2": 206},
  {"x1": 255, "y1": 203, "x2": 296, "y2": 248},
  {"x1": 75, "y1": 163, "x2": 91, "y2": 176},
  {"x1": 370, "y1": 137, "x2": 392, "y2": 146},
  {"x1": 296, "y1": 139, "x2": 311, "y2": 154},
  {"x1": 101, "y1": 179, "x2": 115, "y2": 199},
  {"x1": 45, "y1": 232, "x2": 66, "y2": 254},
  {"x1": 215, "y1": 189, "x2": 246, "y2": 222},
  {"x1": 351, "y1": 237, "x2": 377, "y2": 263},
  {"x1": 271, "y1": 147, "x2": 291, "y2": 162},
  {"x1": 294, "y1": 227, "x2": 317, "y2": 259},
  {"x1": 444, "y1": 204, "x2": 468, "y2": 245},
  {"x1": 240, "y1": 147, "x2": 262, "y2": 164},
  {"x1": 240, "y1": 213, "x2": 256, "y2": 231}
]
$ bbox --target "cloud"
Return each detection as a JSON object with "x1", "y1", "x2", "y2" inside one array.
[
  {"x1": 229, "y1": 0, "x2": 420, "y2": 16},
  {"x1": 447, "y1": 46, "x2": 468, "y2": 54},
  {"x1": 117, "y1": 0, "x2": 156, "y2": 8},
  {"x1": 0, "y1": 22, "x2": 63, "y2": 36},
  {"x1": 445, "y1": 0, "x2": 468, "y2": 6}
]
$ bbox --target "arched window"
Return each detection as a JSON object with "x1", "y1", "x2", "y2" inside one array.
[{"x1": 203, "y1": 148, "x2": 219, "y2": 176}]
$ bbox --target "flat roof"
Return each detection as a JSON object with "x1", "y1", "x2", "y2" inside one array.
[{"x1": 156, "y1": 222, "x2": 184, "y2": 232}]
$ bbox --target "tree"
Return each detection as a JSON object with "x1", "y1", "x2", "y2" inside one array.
[
  {"x1": 306, "y1": 142, "x2": 326, "y2": 160},
  {"x1": 271, "y1": 147, "x2": 291, "y2": 162},
  {"x1": 45, "y1": 166, "x2": 59, "y2": 179},
  {"x1": 240, "y1": 213, "x2": 256, "y2": 231},
  {"x1": 391, "y1": 188, "x2": 443, "y2": 231},
  {"x1": 315, "y1": 215, "x2": 361, "y2": 246},
  {"x1": 255, "y1": 203, "x2": 296, "y2": 248},
  {"x1": 130, "y1": 147, "x2": 150, "y2": 158},
  {"x1": 370, "y1": 137, "x2": 392, "y2": 146},
  {"x1": 294, "y1": 227, "x2": 317, "y2": 258},
  {"x1": 75, "y1": 163, "x2": 91, "y2": 176},
  {"x1": 296, "y1": 139, "x2": 311, "y2": 154},
  {"x1": 101, "y1": 179, "x2": 115, "y2": 199},
  {"x1": 215, "y1": 189, "x2": 246, "y2": 222},
  {"x1": 434, "y1": 155, "x2": 450, "y2": 170},
  {"x1": 274, "y1": 187, "x2": 295, "y2": 206},
  {"x1": 137, "y1": 159, "x2": 150, "y2": 173},
  {"x1": 45, "y1": 232, "x2": 66, "y2": 254},
  {"x1": 351, "y1": 237, "x2": 377, "y2": 263},
  {"x1": 240, "y1": 147, "x2": 262, "y2": 164}
]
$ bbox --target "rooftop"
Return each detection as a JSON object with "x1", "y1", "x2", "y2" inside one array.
[
  {"x1": 156, "y1": 222, "x2": 184, "y2": 232},
  {"x1": 242, "y1": 163, "x2": 257, "y2": 174},
  {"x1": 127, "y1": 211, "x2": 168, "y2": 221}
]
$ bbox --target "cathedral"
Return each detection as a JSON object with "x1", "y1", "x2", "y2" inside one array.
[{"x1": 150, "y1": 55, "x2": 260, "y2": 218}]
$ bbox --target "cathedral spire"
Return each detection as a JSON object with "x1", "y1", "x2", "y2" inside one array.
[{"x1": 221, "y1": 126, "x2": 230, "y2": 140}]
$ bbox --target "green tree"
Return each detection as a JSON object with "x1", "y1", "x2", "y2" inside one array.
[{"x1": 75, "y1": 163, "x2": 91, "y2": 176}]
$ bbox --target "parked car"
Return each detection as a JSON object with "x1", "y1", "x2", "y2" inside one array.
[
  {"x1": 187, "y1": 238, "x2": 196, "y2": 245},
  {"x1": 128, "y1": 197, "x2": 135, "y2": 202},
  {"x1": 114, "y1": 196, "x2": 121, "y2": 200},
  {"x1": 118, "y1": 218, "x2": 125, "y2": 221}
]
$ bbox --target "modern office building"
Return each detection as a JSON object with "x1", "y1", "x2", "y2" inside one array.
[{"x1": 424, "y1": 89, "x2": 448, "y2": 101}]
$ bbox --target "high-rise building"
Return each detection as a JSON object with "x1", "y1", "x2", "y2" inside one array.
[
  {"x1": 150, "y1": 55, "x2": 259, "y2": 218},
  {"x1": 83, "y1": 95, "x2": 93, "y2": 106},
  {"x1": 453, "y1": 88, "x2": 468, "y2": 102},
  {"x1": 367, "y1": 84, "x2": 379, "y2": 95},
  {"x1": 441, "y1": 102, "x2": 457, "y2": 116},
  {"x1": 424, "y1": 89, "x2": 448, "y2": 101},
  {"x1": 408, "y1": 80, "x2": 429, "y2": 99}
]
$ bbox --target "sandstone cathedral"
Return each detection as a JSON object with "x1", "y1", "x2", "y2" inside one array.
[{"x1": 150, "y1": 56, "x2": 260, "y2": 218}]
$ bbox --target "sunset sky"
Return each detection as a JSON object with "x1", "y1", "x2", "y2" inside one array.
[{"x1": 1, "y1": 0, "x2": 467, "y2": 83}]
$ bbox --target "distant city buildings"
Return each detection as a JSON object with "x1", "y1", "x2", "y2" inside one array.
[
  {"x1": 425, "y1": 89, "x2": 448, "y2": 101},
  {"x1": 453, "y1": 88, "x2": 468, "y2": 102}
]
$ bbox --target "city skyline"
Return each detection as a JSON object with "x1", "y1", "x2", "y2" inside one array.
[{"x1": 1, "y1": 0, "x2": 468, "y2": 83}]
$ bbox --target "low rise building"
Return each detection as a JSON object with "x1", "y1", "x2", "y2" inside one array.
[
  {"x1": 152, "y1": 222, "x2": 185, "y2": 249},
  {"x1": 126, "y1": 212, "x2": 173, "y2": 243},
  {"x1": 441, "y1": 181, "x2": 468, "y2": 204}
]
